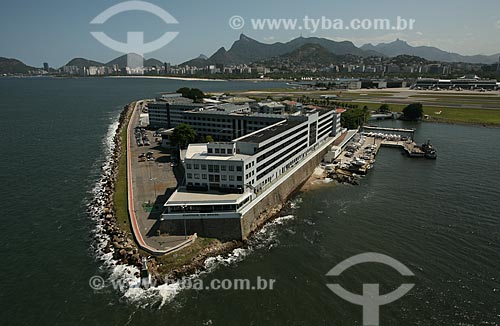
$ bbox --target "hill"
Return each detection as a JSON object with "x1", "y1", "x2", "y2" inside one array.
[
  {"x1": 263, "y1": 43, "x2": 347, "y2": 67},
  {"x1": 0, "y1": 57, "x2": 37, "y2": 74},
  {"x1": 361, "y1": 39, "x2": 500, "y2": 64},
  {"x1": 64, "y1": 58, "x2": 104, "y2": 67},
  {"x1": 181, "y1": 34, "x2": 384, "y2": 66}
]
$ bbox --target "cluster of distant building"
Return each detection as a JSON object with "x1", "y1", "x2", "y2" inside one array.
[
  {"x1": 411, "y1": 75, "x2": 500, "y2": 91},
  {"x1": 41, "y1": 54, "x2": 500, "y2": 79}
]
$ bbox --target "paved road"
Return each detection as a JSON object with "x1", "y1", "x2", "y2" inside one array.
[{"x1": 127, "y1": 101, "x2": 191, "y2": 252}]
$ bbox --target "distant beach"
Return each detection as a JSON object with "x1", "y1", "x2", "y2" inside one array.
[{"x1": 106, "y1": 75, "x2": 226, "y2": 82}]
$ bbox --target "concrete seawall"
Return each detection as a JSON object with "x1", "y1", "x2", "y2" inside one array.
[
  {"x1": 240, "y1": 144, "x2": 329, "y2": 240},
  {"x1": 163, "y1": 137, "x2": 335, "y2": 241}
]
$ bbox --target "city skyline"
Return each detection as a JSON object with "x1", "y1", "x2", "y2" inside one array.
[{"x1": 1, "y1": 0, "x2": 500, "y2": 67}]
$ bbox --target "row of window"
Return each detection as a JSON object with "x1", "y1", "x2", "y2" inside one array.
[
  {"x1": 254, "y1": 123, "x2": 304, "y2": 154},
  {"x1": 318, "y1": 120, "x2": 333, "y2": 138},
  {"x1": 256, "y1": 130, "x2": 308, "y2": 166},
  {"x1": 256, "y1": 143, "x2": 307, "y2": 181},
  {"x1": 186, "y1": 163, "x2": 242, "y2": 172},
  {"x1": 186, "y1": 173, "x2": 243, "y2": 182},
  {"x1": 318, "y1": 116, "x2": 334, "y2": 130},
  {"x1": 207, "y1": 147, "x2": 233, "y2": 155}
]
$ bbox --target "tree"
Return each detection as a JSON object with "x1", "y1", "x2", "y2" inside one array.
[
  {"x1": 200, "y1": 135, "x2": 214, "y2": 143},
  {"x1": 379, "y1": 104, "x2": 390, "y2": 113},
  {"x1": 340, "y1": 107, "x2": 370, "y2": 129},
  {"x1": 402, "y1": 103, "x2": 424, "y2": 121},
  {"x1": 176, "y1": 87, "x2": 205, "y2": 101},
  {"x1": 170, "y1": 124, "x2": 196, "y2": 149}
]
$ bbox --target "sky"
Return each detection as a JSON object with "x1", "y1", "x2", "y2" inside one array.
[{"x1": 1, "y1": 0, "x2": 499, "y2": 67}]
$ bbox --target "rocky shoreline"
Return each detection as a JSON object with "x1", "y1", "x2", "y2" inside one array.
[
  {"x1": 87, "y1": 102, "x2": 248, "y2": 287},
  {"x1": 87, "y1": 103, "x2": 144, "y2": 268}
]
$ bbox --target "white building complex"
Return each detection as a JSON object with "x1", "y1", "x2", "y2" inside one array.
[{"x1": 162, "y1": 107, "x2": 343, "y2": 225}]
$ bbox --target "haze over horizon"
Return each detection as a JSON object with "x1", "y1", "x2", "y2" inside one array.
[{"x1": 1, "y1": 0, "x2": 500, "y2": 67}]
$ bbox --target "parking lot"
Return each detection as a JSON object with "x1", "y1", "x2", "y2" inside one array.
[{"x1": 129, "y1": 110, "x2": 188, "y2": 249}]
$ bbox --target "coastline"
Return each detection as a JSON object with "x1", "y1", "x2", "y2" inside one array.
[
  {"x1": 88, "y1": 101, "x2": 248, "y2": 287},
  {"x1": 105, "y1": 75, "x2": 227, "y2": 82},
  {"x1": 423, "y1": 117, "x2": 500, "y2": 128},
  {"x1": 89, "y1": 95, "x2": 496, "y2": 296}
]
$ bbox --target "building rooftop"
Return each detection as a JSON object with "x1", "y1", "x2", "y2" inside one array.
[
  {"x1": 235, "y1": 119, "x2": 303, "y2": 144},
  {"x1": 164, "y1": 188, "x2": 252, "y2": 206},
  {"x1": 221, "y1": 96, "x2": 256, "y2": 104},
  {"x1": 184, "y1": 143, "x2": 250, "y2": 161}
]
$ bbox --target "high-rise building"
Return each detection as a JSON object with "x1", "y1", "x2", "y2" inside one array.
[
  {"x1": 164, "y1": 62, "x2": 171, "y2": 74},
  {"x1": 43, "y1": 62, "x2": 49, "y2": 72}
]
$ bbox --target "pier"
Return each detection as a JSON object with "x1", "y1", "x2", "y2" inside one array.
[
  {"x1": 362, "y1": 125, "x2": 416, "y2": 135},
  {"x1": 322, "y1": 126, "x2": 437, "y2": 183}
]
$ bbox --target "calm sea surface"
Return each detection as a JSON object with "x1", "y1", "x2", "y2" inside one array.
[{"x1": 0, "y1": 77, "x2": 499, "y2": 325}]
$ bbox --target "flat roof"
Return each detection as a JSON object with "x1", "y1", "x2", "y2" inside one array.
[
  {"x1": 164, "y1": 189, "x2": 252, "y2": 206},
  {"x1": 235, "y1": 119, "x2": 303, "y2": 144},
  {"x1": 184, "y1": 143, "x2": 250, "y2": 161}
]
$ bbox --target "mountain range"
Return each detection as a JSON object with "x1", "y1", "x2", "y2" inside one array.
[
  {"x1": 182, "y1": 34, "x2": 382, "y2": 66},
  {"x1": 260, "y1": 43, "x2": 352, "y2": 67},
  {"x1": 360, "y1": 39, "x2": 500, "y2": 64},
  {"x1": 183, "y1": 34, "x2": 500, "y2": 66},
  {"x1": 65, "y1": 53, "x2": 163, "y2": 68},
  {"x1": 1, "y1": 34, "x2": 499, "y2": 74}
]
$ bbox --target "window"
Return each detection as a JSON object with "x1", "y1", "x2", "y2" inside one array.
[
  {"x1": 209, "y1": 175, "x2": 220, "y2": 182},
  {"x1": 187, "y1": 173, "x2": 192, "y2": 178},
  {"x1": 202, "y1": 174, "x2": 207, "y2": 179},
  {"x1": 194, "y1": 164, "x2": 199, "y2": 169},
  {"x1": 220, "y1": 149, "x2": 226, "y2": 154},
  {"x1": 236, "y1": 166, "x2": 242, "y2": 172},
  {"x1": 229, "y1": 166, "x2": 234, "y2": 171},
  {"x1": 201, "y1": 164, "x2": 206, "y2": 170},
  {"x1": 186, "y1": 163, "x2": 192, "y2": 169},
  {"x1": 221, "y1": 165, "x2": 227, "y2": 171},
  {"x1": 208, "y1": 148, "x2": 213, "y2": 154},
  {"x1": 237, "y1": 176, "x2": 242, "y2": 181},
  {"x1": 221, "y1": 175, "x2": 227, "y2": 181},
  {"x1": 215, "y1": 148, "x2": 220, "y2": 154},
  {"x1": 194, "y1": 174, "x2": 200, "y2": 179},
  {"x1": 229, "y1": 175, "x2": 235, "y2": 181}
]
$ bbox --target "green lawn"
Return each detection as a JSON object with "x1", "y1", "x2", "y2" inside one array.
[
  {"x1": 423, "y1": 107, "x2": 500, "y2": 125},
  {"x1": 409, "y1": 94, "x2": 500, "y2": 100},
  {"x1": 357, "y1": 101, "x2": 500, "y2": 125}
]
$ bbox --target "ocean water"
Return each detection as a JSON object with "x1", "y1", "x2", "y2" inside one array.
[{"x1": 0, "y1": 77, "x2": 499, "y2": 325}]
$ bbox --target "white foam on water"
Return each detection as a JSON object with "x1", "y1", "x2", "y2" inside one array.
[
  {"x1": 289, "y1": 196, "x2": 303, "y2": 209},
  {"x1": 87, "y1": 116, "x2": 298, "y2": 307}
]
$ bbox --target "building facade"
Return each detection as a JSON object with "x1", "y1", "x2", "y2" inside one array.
[{"x1": 163, "y1": 108, "x2": 341, "y2": 220}]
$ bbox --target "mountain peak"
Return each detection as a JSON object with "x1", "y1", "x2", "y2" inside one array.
[
  {"x1": 239, "y1": 33, "x2": 252, "y2": 41},
  {"x1": 214, "y1": 47, "x2": 227, "y2": 54},
  {"x1": 392, "y1": 38, "x2": 408, "y2": 45}
]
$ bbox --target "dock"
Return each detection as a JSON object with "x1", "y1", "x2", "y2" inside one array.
[
  {"x1": 322, "y1": 126, "x2": 437, "y2": 183},
  {"x1": 362, "y1": 125, "x2": 416, "y2": 135}
]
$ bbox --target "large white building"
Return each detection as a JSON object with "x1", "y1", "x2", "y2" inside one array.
[{"x1": 162, "y1": 108, "x2": 341, "y2": 220}]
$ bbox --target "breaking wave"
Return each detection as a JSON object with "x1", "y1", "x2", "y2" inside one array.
[{"x1": 86, "y1": 113, "x2": 298, "y2": 308}]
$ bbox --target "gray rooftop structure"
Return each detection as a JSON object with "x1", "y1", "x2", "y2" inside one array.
[{"x1": 235, "y1": 119, "x2": 303, "y2": 144}]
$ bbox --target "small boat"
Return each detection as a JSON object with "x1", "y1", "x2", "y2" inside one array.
[{"x1": 421, "y1": 140, "x2": 437, "y2": 159}]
